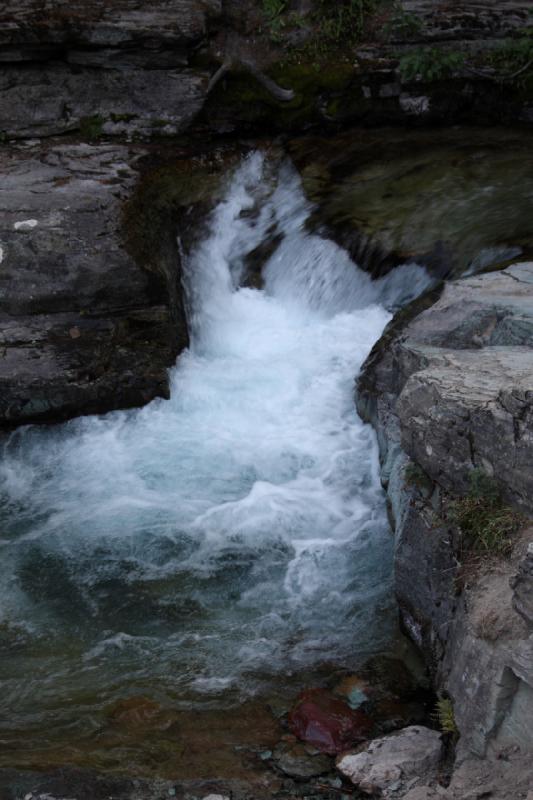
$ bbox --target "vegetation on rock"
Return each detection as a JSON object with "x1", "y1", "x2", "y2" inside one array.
[
  {"x1": 451, "y1": 469, "x2": 525, "y2": 557},
  {"x1": 79, "y1": 114, "x2": 105, "y2": 141},
  {"x1": 399, "y1": 47, "x2": 464, "y2": 82},
  {"x1": 434, "y1": 696, "x2": 458, "y2": 737}
]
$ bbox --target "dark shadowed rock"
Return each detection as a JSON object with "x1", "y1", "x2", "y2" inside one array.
[
  {"x1": 0, "y1": 65, "x2": 207, "y2": 139},
  {"x1": 511, "y1": 542, "x2": 533, "y2": 628},
  {"x1": 0, "y1": 141, "x2": 184, "y2": 426},
  {"x1": 289, "y1": 128, "x2": 533, "y2": 280}
]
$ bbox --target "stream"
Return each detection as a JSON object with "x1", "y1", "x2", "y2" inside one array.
[{"x1": 0, "y1": 152, "x2": 432, "y2": 777}]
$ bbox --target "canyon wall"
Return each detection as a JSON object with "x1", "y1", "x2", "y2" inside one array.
[{"x1": 356, "y1": 262, "x2": 533, "y2": 765}]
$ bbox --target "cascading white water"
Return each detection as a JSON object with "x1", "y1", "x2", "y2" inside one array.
[{"x1": 0, "y1": 153, "x2": 432, "y2": 758}]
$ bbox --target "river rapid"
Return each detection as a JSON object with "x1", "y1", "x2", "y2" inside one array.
[{"x1": 0, "y1": 152, "x2": 431, "y2": 775}]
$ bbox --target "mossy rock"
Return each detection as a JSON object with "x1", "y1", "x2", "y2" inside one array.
[
  {"x1": 122, "y1": 150, "x2": 243, "y2": 272},
  {"x1": 201, "y1": 60, "x2": 360, "y2": 132}
]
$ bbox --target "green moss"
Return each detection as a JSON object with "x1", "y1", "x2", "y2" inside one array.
[
  {"x1": 487, "y1": 34, "x2": 533, "y2": 88},
  {"x1": 122, "y1": 156, "x2": 238, "y2": 272},
  {"x1": 262, "y1": 0, "x2": 289, "y2": 42},
  {"x1": 399, "y1": 47, "x2": 465, "y2": 82},
  {"x1": 110, "y1": 113, "x2": 137, "y2": 123},
  {"x1": 203, "y1": 60, "x2": 358, "y2": 130},
  {"x1": 382, "y1": 4, "x2": 423, "y2": 40},
  {"x1": 298, "y1": 0, "x2": 377, "y2": 59},
  {"x1": 404, "y1": 462, "x2": 433, "y2": 493},
  {"x1": 79, "y1": 114, "x2": 105, "y2": 141}
]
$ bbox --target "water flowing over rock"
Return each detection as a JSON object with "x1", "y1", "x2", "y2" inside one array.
[{"x1": 0, "y1": 152, "x2": 429, "y2": 778}]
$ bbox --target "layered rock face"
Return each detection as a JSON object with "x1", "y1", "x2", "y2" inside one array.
[
  {"x1": 0, "y1": 141, "x2": 184, "y2": 425},
  {"x1": 0, "y1": 0, "x2": 532, "y2": 425},
  {"x1": 357, "y1": 262, "x2": 533, "y2": 759},
  {"x1": 0, "y1": 0, "x2": 218, "y2": 138},
  {"x1": 1, "y1": 0, "x2": 532, "y2": 140}
]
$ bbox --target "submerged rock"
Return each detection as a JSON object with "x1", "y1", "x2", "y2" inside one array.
[
  {"x1": 107, "y1": 696, "x2": 178, "y2": 732},
  {"x1": 288, "y1": 688, "x2": 373, "y2": 754},
  {"x1": 336, "y1": 725, "x2": 442, "y2": 796},
  {"x1": 272, "y1": 738, "x2": 332, "y2": 779},
  {"x1": 289, "y1": 128, "x2": 533, "y2": 281}
]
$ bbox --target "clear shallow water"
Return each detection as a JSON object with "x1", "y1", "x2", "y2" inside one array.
[{"x1": 0, "y1": 153, "x2": 431, "y2": 770}]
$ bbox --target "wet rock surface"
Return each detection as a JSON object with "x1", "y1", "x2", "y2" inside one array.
[
  {"x1": 511, "y1": 542, "x2": 533, "y2": 628},
  {"x1": 0, "y1": 141, "x2": 183, "y2": 426},
  {"x1": 288, "y1": 688, "x2": 374, "y2": 754},
  {"x1": 359, "y1": 262, "x2": 533, "y2": 514},
  {"x1": 271, "y1": 738, "x2": 333, "y2": 779}
]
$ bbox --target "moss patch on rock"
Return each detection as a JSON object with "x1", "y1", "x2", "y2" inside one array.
[
  {"x1": 201, "y1": 60, "x2": 360, "y2": 133},
  {"x1": 123, "y1": 150, "x2": 242, "y2": 273}
]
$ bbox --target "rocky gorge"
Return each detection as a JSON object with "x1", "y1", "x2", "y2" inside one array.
[{"x1": 1, "y1": 1, "x2": 533, "y2": 799}]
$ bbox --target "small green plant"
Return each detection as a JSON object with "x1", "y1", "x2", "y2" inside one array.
[
  {"x1": 487, "y1": 34, "x2": 533, "y2": 85},
  {"x1": 80, "y1": 114, "x2": 105, "y2": 141},
  {"x1": 383, "y1": 4, "x2": 423, "y2": 40},
  {"x1": 404, "y1": 461, "x2": 432, "y2": 492},
  {"x1": 450, "y1": 469, "x2": 525, "y2": 557},
  {"x1": 286, "y1": 0, "x2": 376, "y2": 60},
  {"x1": 434, "y1": 696, "x2": 458, "y2": 736},
  {"x1": 315, "y1": 0, "x2": 376, "y2": 44},
  {"x1": 262, "y1": 0, "x2": 289, "y2": 40},
  {"x1": 399, "y1": 47, "x2": 464, "y2": 81},
  {"x1": 0, "y1": 131, "x2": 8, "y2": 144},
  {"x1": 263, "y1": 0, "x2": 287, "y2": 19}
]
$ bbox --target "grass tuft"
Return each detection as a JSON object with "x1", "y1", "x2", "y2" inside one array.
[
  {"x1": 434, "y1": 696, "x2": 458, "y2": 736},
  {"x1": 451, "y1": 469, "x2": 525, "y2": 557}
]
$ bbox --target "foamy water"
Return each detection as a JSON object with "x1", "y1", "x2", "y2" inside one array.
[{"x1": 0, "y1": 154, "x2": 432, "y2": 755}]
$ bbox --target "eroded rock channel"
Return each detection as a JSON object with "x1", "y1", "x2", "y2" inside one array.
[
  {"x1": 1, "y1": 127, "x2": 532, "y2": 800},
  {"x1": 1, "y1": 2, "x2": 533, "y2": 798}
]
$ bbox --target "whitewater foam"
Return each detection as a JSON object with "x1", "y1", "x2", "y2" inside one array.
[{"x1": 0, "y1": 153, "x2": 432, "y2": 742}]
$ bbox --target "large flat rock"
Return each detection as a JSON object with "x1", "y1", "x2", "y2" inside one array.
[
  {"x1": 0, "y1": 66, "x2": 207, "y2": 139},
  {"x1": 398, "y1": 264, "x2": 533, "y2": 511},
  {"x1": 0, "y1": 1, "x2": 221, "y2": 54},
  {"x1": 360, "y1": 262, "x2": 533, "y2": 513}
]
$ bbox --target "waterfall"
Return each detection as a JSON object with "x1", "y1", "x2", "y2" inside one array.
[{"x1": 0, "y1": 152, "x2": 432, "y2": 761}]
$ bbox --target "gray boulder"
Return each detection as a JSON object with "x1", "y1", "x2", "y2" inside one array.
[{"x1": 336, "y1": 726, "x2": 442, "y2": 796}]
